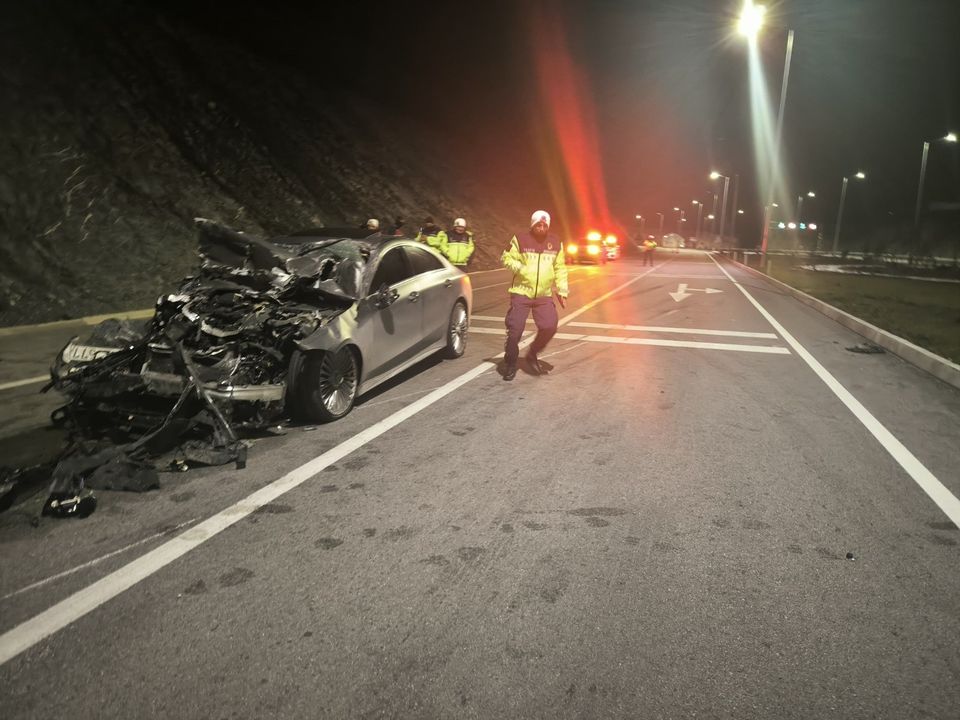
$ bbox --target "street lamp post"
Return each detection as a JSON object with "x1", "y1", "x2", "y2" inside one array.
[
  {"x1": 728, "y1": 174, "x2": 740, "y2": 241},
  {"x1": 710, "y1": 193, "x2": 718, "y2": 237},
  {"x1": 740, "y1": 3, "x2": 795, "y2": 255},
  {"x1": 711, "y1": 171, "x2": 731, "y2": 244},
  {"x1": 914, "y1": 132, "x2": 958, "y2": 227},
  {"x1": 635, "y1": 214, "x2": 646, "y2": 241},
  {"x1": 796, "y1": 190, "x2": 815, "y2": 223},
  {"x1": 832, "y1": 171, "x2": 866, "y2": 254}
]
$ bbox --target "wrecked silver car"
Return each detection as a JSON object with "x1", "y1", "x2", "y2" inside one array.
[
  {"x1": 52, "y1": 219, "x2": 473, "y2": 430},
  {"x1": 8, "y1": 219, "x2": 472, "y2": 516}
]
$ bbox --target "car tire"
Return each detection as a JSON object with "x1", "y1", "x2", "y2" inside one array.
[
  {"x1": 443, "y1": 301, "x2": 468, "y2": 359},
  {"x1": 289, "y1": 347, "x2": 359, "y2": 423}
]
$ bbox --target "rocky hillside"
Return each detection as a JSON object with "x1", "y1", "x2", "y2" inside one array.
[{"x1": 0, "y1": 3, "x2": 530, "y2": 327}]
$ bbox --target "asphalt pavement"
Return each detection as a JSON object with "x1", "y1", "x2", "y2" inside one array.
[{"x1": 2, "y1": 251, "x2": 959, "y2": 719}]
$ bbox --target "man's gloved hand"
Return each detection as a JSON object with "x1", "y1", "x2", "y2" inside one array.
[{"x1": 556, "y1": 294, "x2": 567, "y2": 309}]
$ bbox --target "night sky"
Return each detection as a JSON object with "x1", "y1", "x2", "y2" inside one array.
[{"x1": 158, "y1": 0, "x2": 960, "y2": 243}]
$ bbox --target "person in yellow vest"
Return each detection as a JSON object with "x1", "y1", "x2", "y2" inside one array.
[
  {"x1": 444, "y1": 217, "x2": 475, "y2": 267},
  {"x1": 416, "y1": 216, "x2": 447, "y2": 255},
  {"x1": 500, "y1": 210, "x2": 568, "y2": 381},
  {"x1": 641, "y1": 236, "x2": 657, "y2": 266}
]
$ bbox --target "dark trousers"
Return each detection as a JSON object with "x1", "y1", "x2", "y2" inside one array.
[
  {"x1": 641, "y1": 249, "x2": 654, "y2": 265},
  {"x1": 504, "y1": 294, "x2": 557, "y2": 367}
]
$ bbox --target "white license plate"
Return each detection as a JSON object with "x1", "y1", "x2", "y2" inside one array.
[{"x1": 61, "y1": 342, "x2": 121, "y2": 363}]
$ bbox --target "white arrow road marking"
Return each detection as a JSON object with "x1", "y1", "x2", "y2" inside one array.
[{"x1": 669, "y1": 283, "x2": 723, "y2": 302}]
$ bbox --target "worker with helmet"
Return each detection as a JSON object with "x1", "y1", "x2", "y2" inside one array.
[
  {"x1": 444, "y1": 217, "x2": 475, "y2": 267},
  {"x1": 500, "y1": 210, "x2": 568, "y2": 381}
]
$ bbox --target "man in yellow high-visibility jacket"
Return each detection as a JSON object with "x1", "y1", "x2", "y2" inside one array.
[
  {"x1": 444, "y1": 217, "x2": 475, "y2": 267},
  {"x1": 500, "y1": 210, "x2": 568, "y2": 381},
  {"x1": 416, "y1": 216, "x2": 447, "y2": 255}
]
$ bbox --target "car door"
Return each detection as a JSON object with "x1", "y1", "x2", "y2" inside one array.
[
  {"x1": 403, "y1": 245, "x2": 453, "y2": 350},
  {"x1": 359, "y1": 245, "x2": 423, "y2": 380}
]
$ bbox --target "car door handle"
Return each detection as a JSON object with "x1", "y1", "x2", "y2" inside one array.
[
  {"x1": 444, "y1": 279, "x2": 452, "y2": 288},
  {"x1": 408, "y1": 291, "x2": 420, "y2": 302}
]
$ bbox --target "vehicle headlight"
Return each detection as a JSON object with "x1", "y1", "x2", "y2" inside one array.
[
  {"x1": 567, "y1": 244, "x2": 578, "y2": 254},
  {"x1": 587, "y1": 245, "x2": 600, "y2": 255}
]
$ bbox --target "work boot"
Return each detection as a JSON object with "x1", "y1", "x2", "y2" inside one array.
[
  {"x1": 525, "y1": 352, "x2": 547, "y2": 375},
  {"x1": 503, "y1": 364, "x2": 517, "y2": 381}
]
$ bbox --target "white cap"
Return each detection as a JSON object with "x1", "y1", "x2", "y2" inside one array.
[
  {"x1": 453, "y1": 217, "x2": 467, "y2": 228},
  {"x1": 530, "y1": 210, "x2": 551, "y2": 227},
  {"x1": 366, "y1": 218, "x2": 380, "y2": 230}
]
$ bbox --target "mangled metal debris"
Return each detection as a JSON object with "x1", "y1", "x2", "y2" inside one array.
[
  {"x1": 9, "y1": 218, "x2": 370, "y2": 518},
  {"x1": 4, "y1": 217, "x2": 473, "y2": 519}
]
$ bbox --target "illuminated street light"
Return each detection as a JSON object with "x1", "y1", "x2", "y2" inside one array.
[
  {"x1": 737, "y1": 209, "x2": 745, "y2": 214},
  {"x1": 692, "y1": 200, "x2": 704, "y2": 240},
  {"x1": 796, "y1": 190, "x2": 815, "y2": 223},
  {"x1": 710, "y1": 171, "x2": 731, "y2": 243},
  {"x1": 737, "y1": 1, "x2": 766, "y2": 38},
  {"x1": 832, "y1": 171, "x2": 866, "y2": 254},
  {"x1": 742, "y1": 1, "x2": 795, "y2": 255},
  {"x1": 914, "y1": 132, "x2": 958, "y2": 227}
]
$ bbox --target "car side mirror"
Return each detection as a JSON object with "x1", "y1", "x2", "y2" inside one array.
[{"x1": 375, "y1": 283, "x2": 399, "y2": 309}]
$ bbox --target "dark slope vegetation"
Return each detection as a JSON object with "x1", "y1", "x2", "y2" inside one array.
[{"x1": 0, "y1": 2, "x2": 526, "y2": 327}]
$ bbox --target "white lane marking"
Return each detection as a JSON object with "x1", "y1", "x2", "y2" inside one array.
[
  {"x1": 473, "y1": 282, "x2": 511, "y2": 291},
  {"x1": 553, "y1": 333, "x2": 789, "y2": 354},
  {"x1": 567, "y1": 322, "x2": 777, "y2": 339},
  {"x1": 0, "y1": 272, "x2": 653, "y2": 666},
  {"x1": 0, "y1": 362, "x2": 491, "y2": 666},
  {"x1": 0, "y1": 519, "x2": 199, "y2": 602},
  {"x1": 650, "y1": 274, "x2": 730, "y2": 280},
  {"x1": 469, "y1": 327, "x2": 789, "y2": 354},
  {"x1": 0, "y1": 376, "x2": 49, "y2": 392},
  {"x1": 709, "y1": 254, "x2": 960, "y2": 526}
]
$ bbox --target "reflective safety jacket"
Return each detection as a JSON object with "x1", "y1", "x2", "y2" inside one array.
[
  {"x1": 417, "y1": 227, "x2": 448, "y2": 253},
  {"x1": 501, "y1": 230, "x2": 569, "y2": 299},
  {"x1": 444, "y1": 230, "x2": 475, "y2": 266},
  {"x1": 642, "y1": 239, "x2": 657, "y2": 252}
]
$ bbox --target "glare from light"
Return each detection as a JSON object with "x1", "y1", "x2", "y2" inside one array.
[
  {"x1": 692, "y1": 200, "x2": 700, "y2": 205},
  {"x1": 809, "y1": 223, "x2": 818, "y2": 230},
  {"x1": 855, "y1": 171, "x2": 866, "y2": 179},
  {"x1": 807, "y1": 191, "x2": 816, "y2": 197},
  {"x1": 707, "y1": 214, "x2": 715, "y2": 219},
  {"x1": 777, "y1": 222, "x2": 786, "y2": 229},
  {"x1": 787, "y1": 222, "x2": 797, "y2": 229},
  {"x1": 709, "y1": 171, "x2": 721, "y2": 180},
  {"x1": 635, "y1": 214, "x2": 642, "y2": 219},
  {"x1": 673, "y1": 207, "x2": 680, "y2": 211},
  {"x1": 772, "y1": 203, "x2": 779, "y2": 208},
  {"x1": 738, "y1": 1, "x2": 766, "y2": 39},
  {"x1": 945, "y1": 132, "x2": 957, "y2": 143},
  {"x1": 737, "y1": 209, "x2": 745, "y2": 214},
  {"x1": 586, "y1": 230, "x2": 602, "y2": 241}
]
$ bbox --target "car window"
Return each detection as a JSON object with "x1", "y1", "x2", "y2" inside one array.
[
  {"x1": 405, "y1": 245, "x2": 444, "y2": 276},
  {"x1": 369, "y1": 247, "x2": 413, "y2": 291}
]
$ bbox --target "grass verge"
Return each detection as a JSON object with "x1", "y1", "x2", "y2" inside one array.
[{"x1": 766, "y1": 266, "x2": 960, "y2": 363}]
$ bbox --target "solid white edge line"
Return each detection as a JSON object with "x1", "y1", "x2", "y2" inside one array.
[
  {"x1": 0, "y1": 269, "x2": 654, "y2": 667},
  {"x1": 1, "y1": 519, "x2": 199, "y2": 601},
  {"x1": 0, "y1": 361, "x2": 490, "y2": 666},
  {"x1": 709, "y1": 255, "x2": 960, "y2": 526},
  {"x1": 0, "y1": 376, "x2": 50, "y2": 392}
]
